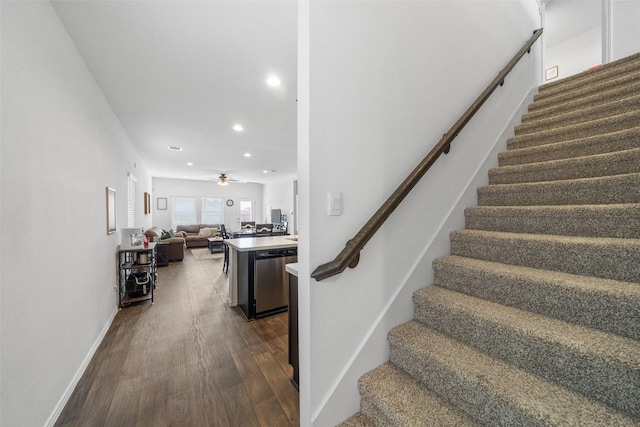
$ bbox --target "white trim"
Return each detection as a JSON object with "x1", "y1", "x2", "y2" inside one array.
[{"x1": 44, "y1": 307, "x2": 118, "y2": 427}]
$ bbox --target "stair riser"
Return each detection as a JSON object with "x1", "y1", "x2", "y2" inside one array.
[
  {"x1": 516, "y1": 95, "x2": 640, "y2": 136},
  {"x1": 537, "y1": 53, "x2": 640, "y2": 97},
  {"x1": 533, "y1": 69, "x2": 640, "y2": 107},
  {"x1": 359, "y1": 398, "x2": 391, "y2": 426},
  {"x1": 413, "y1": 293, "x2": 640, "y2": 417},
  {"x1": 524, "y1": 82, "x2": 640, "y2": 124},
  {"x1": 499, "y1": 128, "x2": 640, "y2": 166},
  {"x1": 488, "y1": 149, "x2": 640, "y2": 185},
  {"x1": 507, "y1": 111, "x2": 640, "y2": 150},
  {"x1": 433, "y1": 257, "x2": 640, "y2": 340},
  {"x1": 449, "y1": 231, "x2": 640, "y2": 283},
  {"x1": 464, "y1": 205, "x2": 640, "y2": 239},
  {"x1": 477, "y1": 173, "x2": 640, "y2": 206}
]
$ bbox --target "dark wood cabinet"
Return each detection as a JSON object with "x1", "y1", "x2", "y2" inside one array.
[{"x1": 288, "y1": 270, "x2": 299, "y2": 389}]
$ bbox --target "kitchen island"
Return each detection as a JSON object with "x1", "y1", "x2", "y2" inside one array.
[{"x1": 225, "y1": 235, "x2": 298, "y2": 320}]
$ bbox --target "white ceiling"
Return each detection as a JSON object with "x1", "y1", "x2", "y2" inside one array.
[{"x1": 51, "y1": 0, "x2": 298, "y2": 185}]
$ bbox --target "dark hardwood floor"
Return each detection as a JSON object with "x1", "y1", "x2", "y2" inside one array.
[{"x1": 55, "y1": 250, "x2": 299, "y2": 427}]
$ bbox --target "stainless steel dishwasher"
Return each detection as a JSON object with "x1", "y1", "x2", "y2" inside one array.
[{"x1": 254, "y1": 247, "x2": 297, "y2": 316}]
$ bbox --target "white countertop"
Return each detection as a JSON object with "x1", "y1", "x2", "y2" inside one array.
[
  {"x1": 225, "y1": 235, "x2": 298, "y2": 252},
  {"x1": 285, "y1": 263, "x2": 298, "y2": 276},
  {"x1": 118, "y1": 241, "x2": 157, "y2": 252}
]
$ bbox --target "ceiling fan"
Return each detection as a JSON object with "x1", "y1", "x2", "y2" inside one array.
[{"x1": 216, "y1": 173, "x2": 239, "y2": 186}]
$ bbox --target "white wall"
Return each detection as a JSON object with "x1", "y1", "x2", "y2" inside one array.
[
  {"x1": 542, "y1": 0, "x2": 640, "y2": 81},
  {"x1": 0, "y1": 2, "x2": 152, "y2": 425},
  {"x1": 545, "y1": 26, "x2": 601, "y2": 80},
  {"x1": 262, "y1": 174, "x2": 296, "y2": 231},
  {"x1": 611, "y1": 0, "x2": 640, "y2": 60},
  {"x1": 151, "y1": 177, "x2": 264, "y2": 231},
  {"x1": 543, "y1": 0, "x2": 602, "y2": 81},
  {"x1": 299, "y1": 1, "x2": 540, "y2": 425}
]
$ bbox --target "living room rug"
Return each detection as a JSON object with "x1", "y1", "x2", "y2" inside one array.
[{"x1": 191, "y1": 248, "x2": 224, "y2": 260}]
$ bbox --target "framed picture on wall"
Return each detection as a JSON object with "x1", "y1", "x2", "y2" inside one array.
[
  {"x1": 157, "y1": 197, "x2": 167, "y2": 210},
  {"x1": 545, "y1": 65, "x2": 558, "y2": 81},
  {"x1": 106, "y1": 187, "x2": 116, "y2": 235}
]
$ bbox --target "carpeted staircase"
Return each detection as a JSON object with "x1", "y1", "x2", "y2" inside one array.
[{"x1": 340, "y1": 52, "x2": 640, "y2": 426}]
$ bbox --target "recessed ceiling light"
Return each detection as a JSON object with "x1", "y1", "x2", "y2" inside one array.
[
  {"x1": 263, "y1": 170, "x2": 269, "y2": 174},
  {"x1": 244, "y1": 153, "x2": 251, "y2": 157},
  {"x1": 169, "y1": 145, "x2": 183, "y2": 151},
  {"x1": 266, "y1": 75, "x2": 281, "y2": 87},
  {"x1": 186, "y1": 162, "x2": 193, "y2": 166},
  {"x1": 233, "y1": 124, "x2": 244, "y2": 132}
]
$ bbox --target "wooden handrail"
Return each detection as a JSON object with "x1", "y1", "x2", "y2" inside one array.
[{"x1": 312, "y1": 28, "x2": 543, "y2": 281}]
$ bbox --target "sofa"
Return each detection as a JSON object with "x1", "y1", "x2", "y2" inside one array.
[
  {"x1": 144, "y1": 227, "x2": 186, "y2": 261},
  {"x1": 176, "y1": 224, "x2": 224, "y2": 248}
]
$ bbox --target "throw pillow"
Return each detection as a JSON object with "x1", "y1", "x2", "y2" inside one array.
[
  {"x1": 161, "y1": 229, "x2": 176, "y2": 239},
  {"x1": 198, "y1": 228, "x2": 213, "y2": 237}
]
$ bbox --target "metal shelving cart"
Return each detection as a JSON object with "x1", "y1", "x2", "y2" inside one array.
[{"x1": 117, "y1": 242, "x2": 156, "y2": 308}]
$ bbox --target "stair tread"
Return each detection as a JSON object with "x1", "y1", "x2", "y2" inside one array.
[
  {"x1": 489, "y1": 147, "x2": 640, "y2": 184},
  {"x1": 500, "y1": 126, "x2": 640, "y2": 166},
  {"x1": 477, "y1": 171, "x2": 640, "y2": 206},
  {"x1": 414, "y1": 285, "x2": 640, "y2": 369},
  {"x1": 389, "y1": 321, "x2": 638, "y2": 426},
  {"x1": 433, "y1": 255, "x2": 640, "y2": 340},
  {"x1": 465, "y1": 203, "x2": 640, "y2": 238},
  {"x1": 451, "y1": 229, "x2": 640, "y2": 252},
  {"x1": 436, "y1": 254, "x2": 640, "y2": 304},
  {"x1": 450, "y1": 229, "x2": 640, "y2": 283},
  {"x1": 506, "y1": 110, "x2": 640, "y2": 149},
  {"x1": 358, "y1": 363, "x2": 480, "y2": 426},
  {"x1": 434, "y1": 255, "x2": 640, "y2": 310}
]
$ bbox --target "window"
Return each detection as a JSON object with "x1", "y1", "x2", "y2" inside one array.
[
  {"x1": 201, "y1": 197, "x2": 223, "y2": 224},
  {"x1": 127, "y1": 173, "x2": 137, "y2": 227},
  {"x1": 171, "y1": 197, "x2": 197, "y2": 229},
  {"x1": 239, "y1": 199, "x2": 253, "y2": 223}
]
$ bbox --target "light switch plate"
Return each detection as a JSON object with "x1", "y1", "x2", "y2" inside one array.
[{"x1": 329, "y1": 192, "x2": 342, "y2": 216}]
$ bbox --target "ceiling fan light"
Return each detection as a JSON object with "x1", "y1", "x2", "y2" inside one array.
[{"x1": 218, "y1": 173, "x2": 229, "y2": 186}]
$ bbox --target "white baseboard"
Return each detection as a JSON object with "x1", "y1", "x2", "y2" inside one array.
[{"x1": 44, "y1": 307, "x2": 118, "y2": 427}]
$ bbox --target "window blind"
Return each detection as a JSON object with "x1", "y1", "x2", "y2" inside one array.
[{"x1": 127, "y1": 173, "x2": 137, "y2": 227}]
